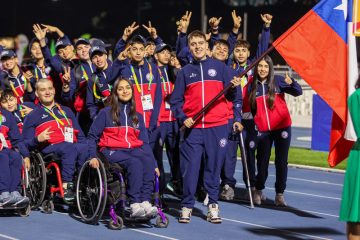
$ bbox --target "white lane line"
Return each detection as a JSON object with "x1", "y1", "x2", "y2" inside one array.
[
  {"x1": 222, "y1": 217, "x2": 334, "y2": 240},
  {"x1": 302, "y1": 209, "x2": 339, "y2": 218},
  {"x1": 129, "y1": 229, "x2": 179, "y2": 240},
  {"x1": 235, "y1": 183, "x2": 341, "y2": 200},
  {"x1": 235, "y1": 170, "x2": 342, "y2": 186},
  {"x1": 0, "y1": 233, "x2": 19, "y2": 240}
]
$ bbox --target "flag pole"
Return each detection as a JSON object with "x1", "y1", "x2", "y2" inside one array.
[{"x1": 179, "y1": 45, "x2": 275, "y2": 131}]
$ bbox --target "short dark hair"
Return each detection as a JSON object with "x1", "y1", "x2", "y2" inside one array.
[
  {"x1": 234, "y1": 40, "x2": 251, "y2": 50},
  {"x1": 213, "y1": 39, "x2": 230, "y2": 51},
  {"x1": 0, "y1": 89, "x2": 15, "y2": 102},
  {"x1": 188, "y1": 30, "x2": 206, "y2": 44}
]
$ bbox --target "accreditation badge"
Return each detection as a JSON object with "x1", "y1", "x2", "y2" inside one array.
[
  {"x1": 64, "y1": 127, "x2": 74, "y2": 143},
  {"x1": 141, "y1": 94, "x2": 154, "y2": 111}
]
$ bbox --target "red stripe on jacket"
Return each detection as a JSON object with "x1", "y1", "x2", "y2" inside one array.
[
  {"x1": 0, "y1": 125, "x2": 13, "y2": 150},
  {"x1": 34, "y1": 119, "x2": 79, "y2": 144},
  {"x1": 159, "y1": 81, "x2": 176, "y2": 122},
  {"x1": 98, "y1": 127, "x2": 143, "y2": 149},
  {"x1": 133, "y1": 83, "x2": 157, "y2": 128}
]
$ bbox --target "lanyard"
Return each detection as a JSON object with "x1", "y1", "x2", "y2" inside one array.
[
  {"x1": 157, "y1": 67, "x2": 168, "y2": 92},
  {"x1": 42, "y1": 104, "x2": 70, "y2": 126},
  {"x1": 81, "y1": 65, "x2": 89, "y2": 81},
  {"x1": 93, "y1": 72, "x2": 110, "y2": 99},
  {"x1": 0, "y1": 112, "x2": 2, "y2": 130},
  {"x1": 130, "y1": 62, "x2": 153, "y2": 94}
]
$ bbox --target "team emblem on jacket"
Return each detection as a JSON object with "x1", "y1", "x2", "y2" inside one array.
[
  {"x1": 219, "y1": 138, "x2": 227, "y2": 148},
  {"x1": 281, "y1": 131, "x2": 289, "y2": 139},
  {"x1": 146, "y1": 73, "x2": 153, "y2": 81},
  {"x1": 208, "y1": 69, "x2": 217, "y2": 77}
]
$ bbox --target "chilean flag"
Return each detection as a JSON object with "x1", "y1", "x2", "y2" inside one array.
[{"x1": 273, "y1": 0, "x2": 358, "y2": 167}]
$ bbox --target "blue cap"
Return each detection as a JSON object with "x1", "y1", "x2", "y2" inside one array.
[
  {"x1": 90, "y1": 38, "x2": 111, "y2": 48},
  {"x1": 0, "y1": 49, "x2": 17, "y2": 60},
  {"x1": 129, "y1": 35, "x2": 146, "y2": 45},
  {"x1": 155, "y1": 43, "x2": 171, "y2": 54},
  {"x1": 75, "y1": 38, "x2": 90, "y2": 47},
  {"x1": 89, "y1": 45, "x2": 107, "y2": 58},
  {"x1": 55, "y1": 37, "x2": 72, "y2": 51}
]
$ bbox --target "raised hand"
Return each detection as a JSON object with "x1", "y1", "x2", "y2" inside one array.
[
  {"x1": 284, "y1": 72, "x2": 293, "y2": 85},
  {"x1": 37, "y1": 127, "x2": 53, "y2": 142},
  {"x1": 41, "y1": 24, "x2": 64, "y2": 37},
  {"x1": 32, "y1": 24, "x2": 47, "y2": 41},
  {"x1": 122, "y1": 22, "x2": 140, "y2": 41},
  {"x1": 142, "y1": 21, "x2": 158, "y2": 39},
  {"x1": 177, "y1": 11, "x2": 192, "y2": 33},
  {"x1": 20, "y1": 105, "x2": 33, "y2": 116},
  {"x1": 208, "y1": 17, "x2": 222, "y2": 32},
  {"x1": 118, "y1": 46, "x2": 130, "y2": 61},
  {"x1": 260, "y1": 14, "x2": 273, "y2": 28},
  {"x1": 23, "y1": 70, "x2": 34, "y2": 81},
  {"x1": 231, "y1": 10, "x2": 242, "y2": 33},
  {"x1": 62, "y1": 66, "x2": 71, "y2": 84}
]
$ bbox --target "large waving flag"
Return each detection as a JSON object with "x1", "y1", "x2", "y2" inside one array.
[{"x1": 273, "y1": 0, "x2": 358, "y2": 167}]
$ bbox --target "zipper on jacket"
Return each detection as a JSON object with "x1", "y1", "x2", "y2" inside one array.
[
  {"x1": 124, "y1": 105, "x2": 131, "y2": 148},
  {"x1": 200, "y1": 63, "x2": 205, "y2": 128},
  {"x1": 261, "y1": 82, "x2": 271, "y2": 131},
  {"x1": 139, "y1": 68, "x2": 146, "y2": 124}
]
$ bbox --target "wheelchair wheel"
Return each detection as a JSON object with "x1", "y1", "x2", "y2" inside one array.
[
  {"x1": 42, "y1": 200, "x2": 54, "y2": 214},
  {"x1": 27, "y1": 152, "x2": 47, "y2": 210},
  {"x1": 108, "y1": 215, "x2": 124, "y2": 230},
  {"x1": 155, "y1": 215, "x2": 169, "y2": 228},
  {"x1": 76, "y1": 160, "x2": 107, "y2": 224},
  {"x1": 18, "y1": 205, "x2": 31, "y2": 217}
]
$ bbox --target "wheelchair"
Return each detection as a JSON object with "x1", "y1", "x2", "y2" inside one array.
[
  {"x1": 76, "y1": 155, "x2": 169, "y2": 230},
  {"x1": 28, "y1": 150, "x2": 73, "y2": 214}
]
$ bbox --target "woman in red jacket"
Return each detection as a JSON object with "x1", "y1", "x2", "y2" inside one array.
[{"x1": 248, "y1": 55, "x2": 302, "y2": 206}]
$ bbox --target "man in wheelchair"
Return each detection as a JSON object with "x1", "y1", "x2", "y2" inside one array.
[
  {"x1": 0, "y1": 107, "x2": 30, "y2": 207},
  {"x1": 22, "y1": 78, "x2": 88, "y2": 202},
  {"x1": 87, "y1": 77, "x2": 160, "y2": 218}
]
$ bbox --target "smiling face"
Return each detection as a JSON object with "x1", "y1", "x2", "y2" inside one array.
[
  {"x1": 35, "y1": 80, "x2": 55, "y2": 106},
  {"x1": 30, "y1": 42, "x2": 44, "y2": 60},
  {"x1": 1, "y1": 57, "x2": 18, "y2": 71},
  {"x1": 257, "y1": 59, "x2": 270, "y2": 81},
  {"x1": 116, "y1": 79, "x2": 133, "y2": 102},
  {"x1": 76, "y1": 44, "x2": 90, "y2": 61},
  {"x1": 57, "y1": 45, "x2": 75, "y2": 60},
  {"x1": 91, "y1": 52, "x2": 108, "y2": 70},
  {"x1": 212, "y1": 42, "x2": 229, "y2": 62},
  {"x1": 1, "y1": 94, "x2": 17, "y2": 112},
  {"x1": 188, "y1": 36, "x2": 208, "y2": 61}
]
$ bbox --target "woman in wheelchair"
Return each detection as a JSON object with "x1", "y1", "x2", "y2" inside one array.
[
  {"x1": 88, "y1": 77, "x2": 160, "y2": 218},
  {"x1": 0, "y1": 108, "x2": 30, "y2": 207}
]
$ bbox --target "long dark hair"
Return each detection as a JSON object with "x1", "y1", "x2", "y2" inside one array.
[
  {"x1": 248, "y1": 55, "x2": 276, "y2": 115},
  {"x1": 110, "y1": 78, "x2": 139, "y2": 127}
]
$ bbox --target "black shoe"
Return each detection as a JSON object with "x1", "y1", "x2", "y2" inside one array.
[{"x1": 63, "y1": 182, "x2": 75, "y2": 202}]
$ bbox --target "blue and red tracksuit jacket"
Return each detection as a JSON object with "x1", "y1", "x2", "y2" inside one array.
[
  {"x1": 251, "y1": 75, "x2": 302, "y2": 132},
  {"x1": 170, "y1": 57, "x2": 241, "y2": 128},
  {"x1": 0, "y1": 108, "x2": 29, "y2": 157},
  {"x1": 12, "y1": 102, "x2": 37, "y2": 134},
  {"x1": 117, "y1": 60, "x2": 162, "y2": 130},
  {"x1": 0, "y1": 70, "x2": 36, "y2": 103},
  {"x1": 157, "y1": 65, "x2": 176, "y2": 123},
  {"x1": 22, "y1": 103, "x2": 86, "y2": 150},
  {"x1": 62, "y1": 60, "x2": 95, "y2": 112},
  {"x1": 87, "y1": 104, "x2": 154, "y2": 160}
]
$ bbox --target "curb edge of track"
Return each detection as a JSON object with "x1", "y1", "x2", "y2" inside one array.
[{"x1": 236, "y1": 157, "x2": 345, "y2": 173}]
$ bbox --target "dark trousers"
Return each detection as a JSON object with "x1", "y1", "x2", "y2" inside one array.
[
  {"x1": 0, "y1": 148, "x2": 23, "y2": 193},
  {"x1": 101, "y1": 146, "x2": 156, "y2": 204},
  {"x1": 255, "y1": 127, "x2": 291, "y2": 194},
  {"x1": 180, "y1": 125, "x2": 228, "y2": 208}
]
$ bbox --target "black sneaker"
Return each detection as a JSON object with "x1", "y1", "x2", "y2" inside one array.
[{"x1": 63, "y1": 182, "x2": 75, "y2": 202}]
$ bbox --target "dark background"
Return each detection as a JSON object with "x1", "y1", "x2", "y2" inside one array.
[{"x1": 0, "y1": 0, "x2": 332, "y2": 64}]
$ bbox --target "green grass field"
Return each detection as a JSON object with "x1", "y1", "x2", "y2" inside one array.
[{"x1": 238, "y1": 147, "x2": 347, "y2": 170}]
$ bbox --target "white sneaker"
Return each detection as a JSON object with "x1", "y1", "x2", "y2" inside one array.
[
  {"x1": 207, "y1": 203, "x2": 222, "y2": 223},
  {"x1": 130, "y1": 203, "x2": 145, "y2": 218},
  {"x1": 140, "y1": 201, "x2": 158, "y2": 218},
  {"x1": 178, "y1": 207, "x2": 192, "y2": 223},
  {"x1": 275, "y1": 193, "x2": 287, "y2": 207}
]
